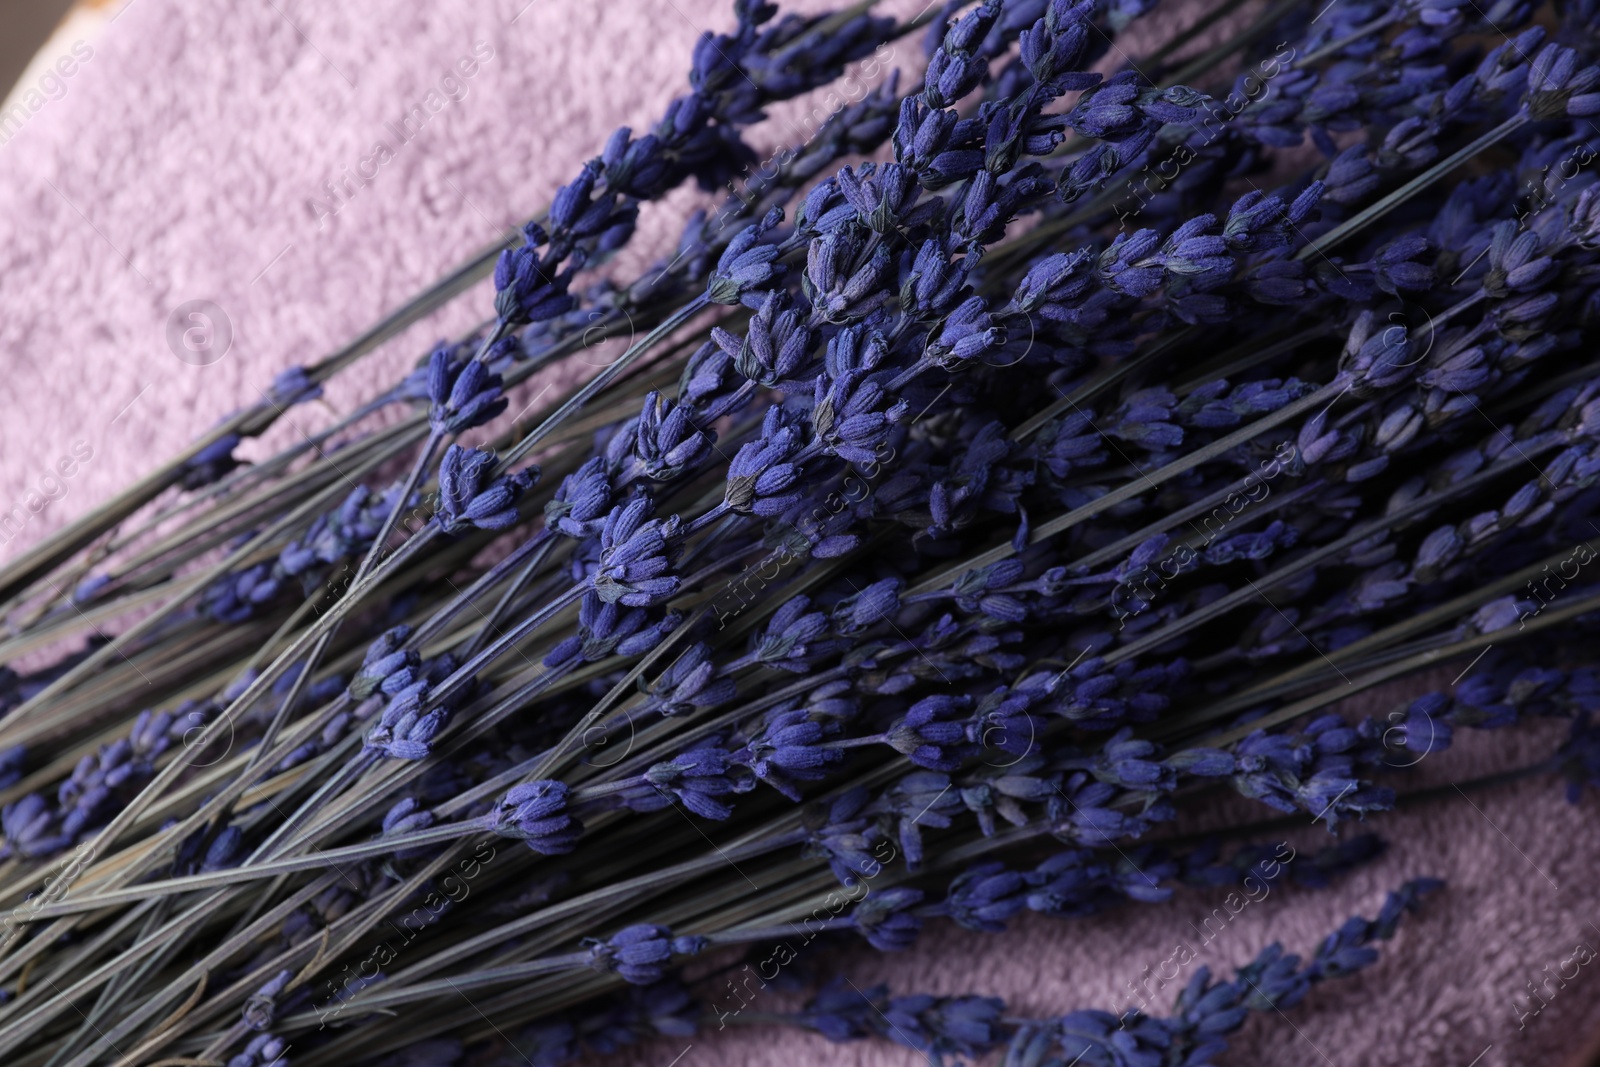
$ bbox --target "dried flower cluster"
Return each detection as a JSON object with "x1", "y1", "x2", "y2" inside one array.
[{"x1": 3, "y1": 0, "x2": 1600, "y2": 1064}]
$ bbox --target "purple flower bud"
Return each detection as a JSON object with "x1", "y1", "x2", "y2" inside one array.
[
  {"x1": 753, "y1": 595, "x2": 836, "y2": 671},
  {"x1": 489, "y1": 780, "x2": 583, "y2": 855},
  {"x1": 594, "y1": 498, "x2": 682, "y2": 607},
  {"x1": 831, "y1": 578, "x2": 903, "y2": 635},
  {"x1": 242, "y1": 970, "x2": 293, "y2": 1032},
  {"x1": 364, "y1": 681, "x2": 447, "y2": 761},
  {"x1": 813, "y1": 368, "x2": 909, "y2": 464},
  {"x1": 888, "y1": 695, "x2": 977, "y2": 771},
  {"x1": 713, "y1": 289, "x2": 814, "y2": 386},
  {"x1": 922, "y1": 0, "x2": 1003, "y2": 108},
  {"x1": 638, "y1": 745, "x2": 755, "y2": 820},
  {"x1": 349, "y1": 626, "x2": 417, "y2": 700},
  {"x1": 611, "y1": 391, "x2": 713, "y2": 483},
  {"x1": 726, "y1": 408, "x2": 806, "y2": 516},
  {"x1": 1019, "y1": 0, "x2": 1094, "y2": 83},
  {"x1": 181, "y1": 432, "x2": 242, "y2": 491},
  {"x1": 838, "y1": 162, "x2": 926, "y2": 234},
  {"x1": 494, "y1": 222, "x2": 580, "y2": 326},
  {"x1": 436, "y1": 446, "x2": 537, "y2": 535},
  {"x1": 805, "y1": 231, "x2": 891, "y2": 323},
  {"x1": 265, "y1": 366, "x2": 322, "y2": 408},
  {"x1": 1525, "y1": 43, "x2": 1600, "y2": 118},
  {"x1": 924, "y1": 296, "x2": 1006, "y2": 367},
  {"x1": 707, "y1": 209, "x2": 785, "y2": 306},
  {"x1": 737, "y1": 709, "x2": 843, "y2": 800},
  {"x1": 586, "y1": 924, "x2": 706, "y2": 985}
]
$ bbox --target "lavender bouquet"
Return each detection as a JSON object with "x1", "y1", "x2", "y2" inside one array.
[{"x1": 2, "y1": 0, "x2": 1598, "y2": 1064}]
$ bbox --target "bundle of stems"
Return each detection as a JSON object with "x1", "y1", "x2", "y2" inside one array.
[{"x1": 5, "y1": 0, "x2": 1600, "y2": 1064}]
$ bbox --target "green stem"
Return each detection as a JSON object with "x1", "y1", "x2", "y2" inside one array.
[
  {"x1": 497, "y1": 296, "x2": 712, "y2": 471},
  {"x1": 911, "y1": 381, "x2": 1344, "y2": 596},
  {"x1": 1297, "y1": 116, "x2": 1528, "y2": 261}
]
